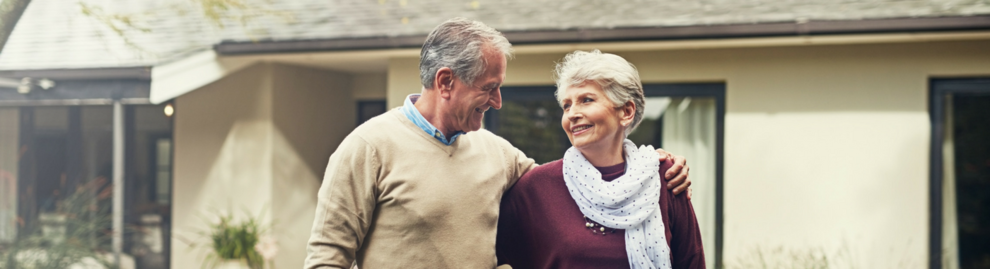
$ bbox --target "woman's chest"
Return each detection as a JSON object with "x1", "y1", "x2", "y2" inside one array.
[{"x1": 520, "y1": 179, "x2": 632, "y2": 268}]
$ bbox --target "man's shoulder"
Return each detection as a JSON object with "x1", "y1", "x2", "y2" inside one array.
[
  {"x1": 349, "y1": 109, "x2": 408, "y2": 141},
  {"x1": 462, "y1": 128, "x2": 514, "y2": 149},
  {"x1": 329, "y1": 109, "x2": 410, "y2": 155}
]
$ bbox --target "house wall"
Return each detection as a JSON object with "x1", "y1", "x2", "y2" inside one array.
[
  {"x1": 353, "y1": 73, "x2": 387, "y2": 101},
  {"x1": 386, "y1": 38, "x2": 990, "y2": 267},
  {"x1": 270, "y1": 63, "x2": 354, "y2": 269},
  {"x1": 387, "y1": 57, "x2": 423, "y2": 108},
  {"x1": 173, "y1": 63, "x2": 275, "y2": 269},
  {"x1": 173, "y1": 63, "x2": 356, "y2": 269}
]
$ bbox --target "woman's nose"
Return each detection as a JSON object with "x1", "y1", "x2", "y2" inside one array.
[{"x1": 566, "y1": 110, "x2": 582, "y2": 122}]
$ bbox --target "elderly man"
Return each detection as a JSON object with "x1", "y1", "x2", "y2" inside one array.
[{"x1": 304, "y1": 18, "x2": 692, "y2": 269}]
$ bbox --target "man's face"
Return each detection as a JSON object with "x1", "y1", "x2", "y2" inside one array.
[{"x1": 445, "y1": 47, "x2": 506, "y2": 133}]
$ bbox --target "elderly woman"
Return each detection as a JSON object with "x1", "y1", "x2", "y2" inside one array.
[{"x1": 496, "y1": 50, "x2": 705, "y2": 269}]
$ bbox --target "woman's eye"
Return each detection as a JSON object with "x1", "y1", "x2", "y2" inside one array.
[
  {"x1": 583, "y1": 98, "x2": 594, "y2": 103},
  {"x1": 562, "y1": 103, "x2": 570, "y2": 109}
]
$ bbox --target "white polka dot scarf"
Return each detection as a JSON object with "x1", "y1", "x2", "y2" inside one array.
[{"x1": 562, "y1": 139, "x2": 671, "y2": 269}]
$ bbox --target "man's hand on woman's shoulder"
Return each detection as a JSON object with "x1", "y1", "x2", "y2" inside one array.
[{"x1": 654, "y1": 148, "x2": 692, "y2": 200}]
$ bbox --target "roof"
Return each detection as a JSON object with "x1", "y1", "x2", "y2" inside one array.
[
  {"x1": 223, "y1": 0, "x2": 990, "y2": 41},
  {"x1": 0, "y1": 0, "x2": 218, "y2": 70},
  {"x1": 2, "y1": 0, "x2": 990, "y2": 70}
]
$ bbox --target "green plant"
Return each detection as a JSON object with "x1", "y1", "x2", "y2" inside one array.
[
  {"x1": 203, "y1": 213, "x2": 265, "y2": 269},
  {"x1": 0, "y1": 177, "x2": 114, "y2": 269},
  {"x1": 182, "y1": 209, "x2": 276, "y2": 269}
]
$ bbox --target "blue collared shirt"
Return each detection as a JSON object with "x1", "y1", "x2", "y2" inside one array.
[{"x1": 401, "y1": 94, "x2": 463, "y2": 145}]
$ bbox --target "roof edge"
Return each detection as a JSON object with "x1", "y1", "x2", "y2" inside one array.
[
  {"x1": 216, "y1": 15, "x2": 990, "y2": 55},
  {"x1": 0, "y1": 66, "x2": 152, "y2": 80}
]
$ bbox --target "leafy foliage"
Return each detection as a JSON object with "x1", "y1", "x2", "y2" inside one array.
[
  {"x1": 494, "y1": 101, "x2": 568, "y2": 164},
  {"x1": 203, "y1": 213, "x2": 264, "y2": 269},
  {"x1": 726, "y1": 245, "x2": 860, "y2": 269},
  {"x1": 0, "y1": 177, "x2": 114, "y2": 269}
]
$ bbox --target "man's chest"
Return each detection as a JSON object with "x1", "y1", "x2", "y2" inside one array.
[{"x1": 374, "y1": 152, "x2": 511, "y2": 228}]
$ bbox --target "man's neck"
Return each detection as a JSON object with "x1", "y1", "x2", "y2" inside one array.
[{"x1": 413, "y1": 91, "x2": 458, "y2": 137}]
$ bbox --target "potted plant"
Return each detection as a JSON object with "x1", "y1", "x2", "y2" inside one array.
[{"x1": 199, "y1": 212, "x2": 276, "y2": 269}]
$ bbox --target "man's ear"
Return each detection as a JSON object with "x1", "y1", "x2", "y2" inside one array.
[
  {"x1": 619, "y1": 101, "x2": 636, "y2": 127},
  {"x1": 435, "y1": 67, "x2": 455, "y2": 100}
]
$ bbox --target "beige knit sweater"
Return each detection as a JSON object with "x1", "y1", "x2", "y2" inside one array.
[{"x1": 305, "y1": 108, "x2": 536, "y2": 269}]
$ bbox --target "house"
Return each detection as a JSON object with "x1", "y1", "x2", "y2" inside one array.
[{"x1": 0, "y1": 0, "x2": 988, "y2": 268}]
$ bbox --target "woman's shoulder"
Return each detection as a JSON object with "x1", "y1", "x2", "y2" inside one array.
[
  {"x1": 525, "y1": 159, "x2": 564, "y2": 177},
  {"x1": 513, "y1": 159, "x2": 564, "y2": 189}
]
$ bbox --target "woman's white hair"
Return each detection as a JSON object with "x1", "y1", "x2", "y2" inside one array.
[
  {"x1": 554, "y1": 50, "x2": 645, "y2": 136},
  {"x1": 420, "y1": 17, "x2": 513, "y2": 88}
]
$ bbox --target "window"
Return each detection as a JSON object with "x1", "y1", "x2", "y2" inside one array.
[
  {"x1": 0, "y1": 104, "x2": 173, "y2": 269},
  {"x1": 485, "y1": 83, "x2": 726, "y2": 268},
  {"x1": 931, "y1": 78, "x2": 990, "y2": 269},
  {"x1": 358, "y1": 100, "x2": 387, "y2": 125}
]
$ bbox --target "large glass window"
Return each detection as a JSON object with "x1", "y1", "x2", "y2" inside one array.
[
  {"x1": 485, "y1": 84, "x2": 725, "y2": 267},
  {"x1": 933, "y1": 79, "x2": 990, "y2": 269},
  {"x1": 0, "y1": 104, "x2": 172, "y2": 269}
]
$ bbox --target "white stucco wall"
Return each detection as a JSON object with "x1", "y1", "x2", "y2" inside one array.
[
  {"x1": 173, "y1": 63, "x2": 275, "y2": 269},
  {"x1": 353, "y1": 73, "x2": 388, "y2": 101},
  {"x1": 387, "y1": 57, "x2": 423, "y2": 108},
  {"x1": 173, "y1": 63, "x2": 356, "y2": 269},
  {"x1": 271, "y1": 63, "x2": 354, "y2": 269},
  {"x1": 386, "y1": 38, "x2": 990, "y2": 268}
]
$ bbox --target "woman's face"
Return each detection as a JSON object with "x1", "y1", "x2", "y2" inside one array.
[{"x1": 559, "y1": 83, "x2": 633, "y2": 154}]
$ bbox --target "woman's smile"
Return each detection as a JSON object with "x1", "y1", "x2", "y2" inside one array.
[{"x1": 571, "y1": 124, "x2": 593, "y2": 135}]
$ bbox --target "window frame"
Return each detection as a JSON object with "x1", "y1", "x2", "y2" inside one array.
[
  {"x1": 486, "y1": 83, "x2": 726, "y2": 268},
  {"x1": 928, "y1": 78, "x2": 990, "y2": 269}
]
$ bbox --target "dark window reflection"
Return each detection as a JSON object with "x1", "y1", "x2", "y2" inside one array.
[
  {"x1": 486, "y1": 99, "x2": 568, "y2": 164},
  {"x1": 952, "y1": 95, "x2": 990, "y2": 269},
  {"x1": 358, "y1": 100, "x2": 387, "y2": 125},
  {"x1": 484, "y1": 88, "x2": 672, "y2": 164}
]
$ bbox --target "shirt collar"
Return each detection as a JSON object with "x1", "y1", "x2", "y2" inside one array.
[{"x1": 401, "y1": 94, "x2": 463, "y2": 145}]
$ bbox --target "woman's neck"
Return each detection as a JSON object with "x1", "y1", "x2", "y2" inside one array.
[{"x1": 579, "y1": 137, "x2": 626, "y2": 167}]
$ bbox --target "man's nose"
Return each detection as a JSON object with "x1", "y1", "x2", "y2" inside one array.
[{"x1": 488, "y1": 87, "x2": 502, "y2": 110}]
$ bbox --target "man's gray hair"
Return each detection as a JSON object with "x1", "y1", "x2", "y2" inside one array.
[
  {"x1": 420, "y1": 17, "x2": 513, "y2": 89},
  {"x1": 554, "y1": 50, "x2": 646, "y2": 136}
]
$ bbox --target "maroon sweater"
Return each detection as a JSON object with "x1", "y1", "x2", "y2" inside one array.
[{"x1": 496, "y1": 159, "x2": 705, "y2": 269}]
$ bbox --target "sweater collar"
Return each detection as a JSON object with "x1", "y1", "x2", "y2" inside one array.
[{"x1": 401, "y1": 94, "x2": 464, "y2": 146}]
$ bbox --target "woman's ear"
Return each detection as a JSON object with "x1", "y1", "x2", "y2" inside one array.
[{"x1": 619, "y1": 101, "x2": 636, "y2": 127}]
